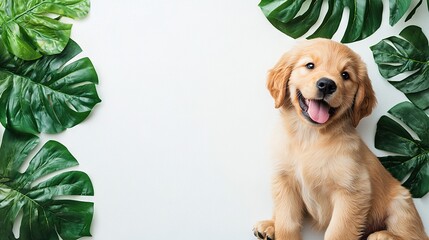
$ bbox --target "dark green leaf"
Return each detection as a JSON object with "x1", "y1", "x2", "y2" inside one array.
[
  {"x1": 388, "y1": 102, "x2": 429, "y2": 146},
  {"x1": 259, "y1": 0, "x2": 420, "y2": 42},
  {"x1": 0, "y1": 38, "x2": 101, "y2": 134},
  {"x1": 0, "y1": 129, "x2": 94, "y2": 240},
  {"x1": 0, "y1": 0, "x2": 90, "y2": 60},
  {"x1": 389, "y1": 0, "x2": 412, "y2": 25},
  {"x1": 407, "y1": 89, "x2": 429, "y2": 110},
  {"x1": 402, "y1": 155, "x2": 429, "y2": 198},
  {"x1": 379, "y1": 155, "x2": 413, "y2": 179},
  {"x1": 375, "y1": 115, "x2": 419, "y2": 156},
  {"x1": 258, "y1": 0, "x2": 418, "y2": 43},
  {"x1": 371, "y1": 26, "x2": 429, "y2": 110},
  {"x1": 308, "y1": 0, "x2": 344, "y2": 40},
  {"x1": 405, "y1": 0, "x2": 423, "y2": 22},
  {"x1": 0, "y1": 130, "x2": 39, "y2": 178},
  {"x1": 399, "y1": 25, "x2": 429, "y2": 55},
  {"x1": 376, "y1": 102, "x2": 429, "y2": 197},
  {"x1": 262, "y1": 0, "x2": 323, "y2": 39}
]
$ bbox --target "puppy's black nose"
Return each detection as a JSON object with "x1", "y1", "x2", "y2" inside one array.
[{"x1": 317, "y1": 78, "x2": 337, "y2": 95}]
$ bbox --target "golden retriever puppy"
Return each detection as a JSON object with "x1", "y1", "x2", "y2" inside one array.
[{"x1": 253, "y1": 39, "x2": 428, "y2": 240}]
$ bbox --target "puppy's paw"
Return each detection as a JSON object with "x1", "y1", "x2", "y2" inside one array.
[
  {"x1": 253, "y1": 220, "x2": 274, "y2": 240},
  {"x1": 367, "y1": 231, "x2": 399, "y2": 240}
]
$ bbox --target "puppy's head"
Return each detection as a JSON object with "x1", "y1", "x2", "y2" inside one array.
[{"x1": 267, "y1": 38, "x2": 376, "y2": 127}]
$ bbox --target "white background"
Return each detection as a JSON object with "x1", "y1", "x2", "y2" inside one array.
[{"x1": 49, "y1": 1, "x2": 429, "y2": 239}]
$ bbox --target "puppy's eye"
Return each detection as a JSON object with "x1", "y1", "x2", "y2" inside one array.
[
  {"x1": 341, "y1": 71, "x2": 350, "y2": 80},
  {"x1": 306, "y1": 63, "x2": 315, "y2": 69}
]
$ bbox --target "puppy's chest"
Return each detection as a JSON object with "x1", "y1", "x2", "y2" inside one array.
[
  {"x1": 294, "y1": 159, "x2": 343, "y2": 227},
  {"x1": 288, "y1": 144, "x2": 359, "y2": 226},
  {"x1": 297, "y1": 172, "x2": 333, "y2": 227},
  {"x1": 289, "y1": 144, "x2": 356, "y2": 187}
]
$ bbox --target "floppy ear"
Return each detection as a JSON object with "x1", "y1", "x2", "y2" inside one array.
[
  {"x1": 267, "y1": 54, "x2": 294, "y2": 108},
  {"x1": 352, "y1": 71, "x2": 377, "y2": 127}
]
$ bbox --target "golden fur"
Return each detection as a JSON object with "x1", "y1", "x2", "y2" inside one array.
[{"x1": 254, "y1": 39, "x2": 428, "y2": 240}]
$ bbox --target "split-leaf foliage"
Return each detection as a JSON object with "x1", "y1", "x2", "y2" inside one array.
[
  {"x1": 375, "y1": 102, "x2": 429, "y2": 198},
  {"x1": 0, "y1": 0, "x2": 90, "y2": 60},
  {"x1": 372, "y1": 26, "x2": 429, "y2": 197},
  {"x1": 259, "y1": 0, "x2": 427, "y2": 43},
  {"x1": 371, "y1": 25, "x2": 429, "y2": 110},
  {"x1": 0, "y1": 130, "x2": 94, "y2": 240},
  {"x1": 0, "y1": 0, "x2": 98, "y2": 238},
  {"x1": 0, "y1": 38, "x2": 101, "y2": 134}
]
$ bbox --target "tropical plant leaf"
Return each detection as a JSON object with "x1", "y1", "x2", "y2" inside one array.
[
  {"x1": 371, "y1": 25, "x2": 429, "y2": 110},
  {"x1": 405, "y1": 0, "x2": 423, "y2": 22},
  {"x1": 375, "y1": 102, "x2": 429, "y2": 198},
  {"x1": 0, "y1": 0, "x2": 90, "y2": 60},
  {"x1": 0, "y1": 129, "x2": 94, "y2": 240},
  {"x1": 389, "y1": 0, "x2": 412, "y2": 25},
  {"x1": 258, "y1": 0, "x2": 420, "y2": 43},
  {"x1": 0, "y1": 38, "x2": 101, "y2": 134}
]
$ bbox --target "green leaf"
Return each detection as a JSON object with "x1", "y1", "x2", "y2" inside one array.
[
  {"x1": 405, "y1": 0, "x2": 423, "y2": 22},
  {"x1": 387, "y1": 102, "x2": 429, "y2": 147},
  {"x1": 0, "y1": 129, "x2": 94, "y2": 240},
  {"x1": 260, "y1": 0, "x2": 422, "y2": 43},
  {"x1": 375, "y1": 102, "x2": 429, "y2": 197},
  {"x1": 371, "y1": 26, "x2": 429, "y2": 110},
  {"x1": 0, "y1": 38, "x2": 101, "y2": 134},
  {"x1": 259, "y1": 0, "x2": 422, "y2": 43},
  {"x1": 375, "y1": 115, "x2": 419, "y2": 156},
  {"x1": 0, "y1": 0, "x2": 90, "y2": 60},
  {"x1": 389, "y1": 0, "x2": 412, "y2": 25}
]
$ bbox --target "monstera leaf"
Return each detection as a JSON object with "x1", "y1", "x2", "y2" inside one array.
[
  {"x1": 0, "y1": 0, "x2": 90, "y2": 60},
  {"x1": 371, "y1": 26, "x2": 429, "y2": 110},
  {"x1": 405, "y1": 0, "x2": 427, "y2": 21},
  {"x1": 258, "y1": 0, "x2": 420, "y2": 43},
  {"x1": 0, "y1": 130, "x2": 94, "y2": 239},
  {"x1": 0, "y1": 38, "x2": 100, "y2": 134},
  {"x1": 375, "y1": 102, "x2": 429, "y2": 198}
]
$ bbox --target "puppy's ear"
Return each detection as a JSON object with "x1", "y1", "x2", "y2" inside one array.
[
  {"x1": 267, "y1": 54, "x2": 294, "y2": 108},
  {"x1": 352, "y1": 70, "x2": 377, "y2": 127}
]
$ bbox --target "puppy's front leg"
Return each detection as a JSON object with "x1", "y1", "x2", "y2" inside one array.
[
  {"x1": 272, "y1": 174, "x2": 303, "y2": 240},
  {"x1": 325, "y1": 189, "x2": 370, "y2": 240}
]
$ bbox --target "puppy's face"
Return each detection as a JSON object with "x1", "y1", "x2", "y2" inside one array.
[{"x1": 267, "y1": 39, "x2": 376, "y2": 127}]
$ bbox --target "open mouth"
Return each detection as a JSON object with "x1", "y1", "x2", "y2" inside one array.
[{"x1": 298, "y1": 91, "x2": 336, "y2": 124}]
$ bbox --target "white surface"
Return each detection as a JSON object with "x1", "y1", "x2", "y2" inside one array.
[{"x1": 50, "y1": 1, "x2": 429, "y2": 239}]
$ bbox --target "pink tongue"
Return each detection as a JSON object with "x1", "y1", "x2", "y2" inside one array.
[{"x1": 308, "y1": 100, "x2": 330, "y2": 124}]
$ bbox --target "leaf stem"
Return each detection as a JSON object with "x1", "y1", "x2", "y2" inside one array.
[{"x1": 7, "y1": 1, "x2": 47, "y2": 23}]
